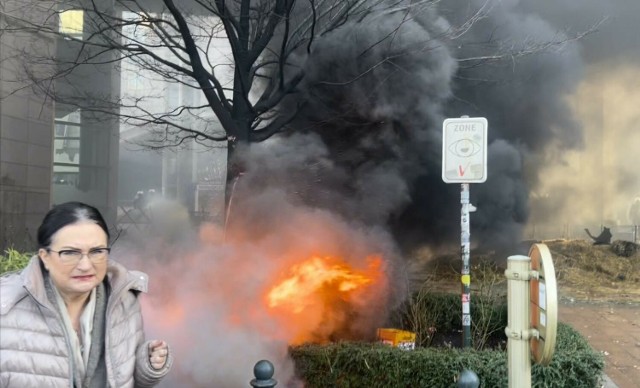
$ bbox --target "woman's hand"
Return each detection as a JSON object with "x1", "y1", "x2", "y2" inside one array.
[{"x1": 148, "y1": 340, "x2": 169, "y2": 370}]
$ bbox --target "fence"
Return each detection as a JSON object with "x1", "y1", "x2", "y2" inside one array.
[{"x1": 524, "y1": 224, "x2": 639, "y2": 243}]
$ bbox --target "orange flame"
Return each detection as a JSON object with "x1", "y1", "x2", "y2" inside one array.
[{"x1": 265, "y1": 254, "x2": 384, "y2": 344}]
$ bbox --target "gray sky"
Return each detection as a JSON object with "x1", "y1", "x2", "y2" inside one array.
[{"x1": 521, "y1": 0, "x2": 640, "y2": 64}]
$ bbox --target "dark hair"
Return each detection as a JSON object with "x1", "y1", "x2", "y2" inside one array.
[{"x1": 37, "y1": 202, "x2": 110, "y2": 248}]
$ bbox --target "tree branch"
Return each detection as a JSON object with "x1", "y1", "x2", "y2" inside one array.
[{"x1": 163, "y1": 0, "x2": 236, "y2": 133}]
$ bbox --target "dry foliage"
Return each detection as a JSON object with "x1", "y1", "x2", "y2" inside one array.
[
  {"x1": 545, "y1": 239, "x2": 640, "y2": 303},
  {"x1": 408, "y1": 239, "x2": 639, "y2": 304}
]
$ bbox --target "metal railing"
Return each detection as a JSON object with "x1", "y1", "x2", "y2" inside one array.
[{"x1": 524, "y1": 224, "x2": 639, "y2": 243}]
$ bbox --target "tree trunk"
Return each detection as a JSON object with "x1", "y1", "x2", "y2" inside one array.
[
  {"x1": 223, "y1": 120, "x2": 251, "y2": 231},
  {"x1": 224, "y1": 62, "x2": 254, "y2": 229}
]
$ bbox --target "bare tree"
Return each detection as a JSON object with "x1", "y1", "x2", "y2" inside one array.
[
  {"x1": 1, "y1": 0, "x2": 598, "y2": 206},
  {"x1": 2, "y1": 4, "x2": 476, "y2": 147},
  {"x1": 2, "y1": 2, "x2": 406, "y2": 161}
]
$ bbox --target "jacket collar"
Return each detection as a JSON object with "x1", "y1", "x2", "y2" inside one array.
[
  {"x1": 106, "y1": 259, "x2": 148, "y2": 294},
  {"x1": 0, "y1": 256, "x2": 49, "y2": 315}
]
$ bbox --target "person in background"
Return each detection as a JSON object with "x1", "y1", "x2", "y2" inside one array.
[
  {"x1": 133, "y1": 190, "x2": 146, "y2": 211},
  {"x1": 0, "y1": 201, "x2": 172, "y2": 387}
]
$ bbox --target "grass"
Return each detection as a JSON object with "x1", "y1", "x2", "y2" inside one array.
[{"x1": 0, "y1": 248, "x2": 33, "y2": 275}]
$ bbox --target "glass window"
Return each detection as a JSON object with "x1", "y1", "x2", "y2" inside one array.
[
  {"x1": 59, "y1": 10, "x2": 83, "y2": 38},
  {"x1": 53, "y1": 111, "x2": 81, "y2": 185}
]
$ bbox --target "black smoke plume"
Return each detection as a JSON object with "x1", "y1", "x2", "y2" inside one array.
[{"x1": 235, "y1": 0, "x2": 586, "y2": 255}]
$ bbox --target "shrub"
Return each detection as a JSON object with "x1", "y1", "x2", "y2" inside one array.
[
  {"x1": 401, "y1": 260, "x2": 509, "y2": 350},
  {"x1": 0, "y1": 249, "x2": 32, "y2": 275},
  {"x1": 291, "y1": 323, "x2": 604, "y2": 387},
  {"x1": 291, "y1": 291, "x2": 604, "y2": 388},
  {"x1": 400, "y1": 291, "x2": 507, "y2": 350},
  {"x1": 291, "y1": 342, "x2": 504, "y2": 388},
  {"x1": 401, "y1": 291, "x2": 460, "y2": 347}
]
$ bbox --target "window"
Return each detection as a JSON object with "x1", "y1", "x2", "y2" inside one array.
[
  {"x1": 59, "y1": 10, "x2": 83, "y2": 38},
  {"x1": 53, "y1": 111, "x2": 81, "y2": 186}
]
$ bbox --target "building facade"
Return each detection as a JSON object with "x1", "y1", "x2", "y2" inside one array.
[
  {"x1": 1, "y1": 4, "x2": 56, "y2": 251},
  {"x1": 1, "y1": 1, "x2": 227, "y2": 252}
]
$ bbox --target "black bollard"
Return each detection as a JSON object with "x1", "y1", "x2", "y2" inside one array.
[
  {"x1": 457, "y1": 369, "x2": 480, "y2": 388},
  {"x1": 250, "y1": 360, "x2": 277, "y2": 388}
]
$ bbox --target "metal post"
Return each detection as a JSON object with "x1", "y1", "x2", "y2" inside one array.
[
  {"x1": 461, "y1": 183, "x2": 472, "y2": 348},
  {"x1": 250, "y1": 360, "x2": 277, "y2": 388},
  {"x1": 505, "y1": 255, "x2": 532, "y2": 388}
]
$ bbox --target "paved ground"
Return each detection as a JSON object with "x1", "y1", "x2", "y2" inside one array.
[{"x1": 558, "y1": 302, "x2": 640, "y2": 388}]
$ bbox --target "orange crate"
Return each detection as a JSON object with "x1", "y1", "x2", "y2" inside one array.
[{"x1": 376, "y1": 328, "x2": 416, "y2": 350}]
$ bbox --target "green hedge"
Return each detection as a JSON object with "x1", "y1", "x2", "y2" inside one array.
[
  {"x1": 0, "y1": 249, "x2": 32, "y2": 275},
  {"x1": 291, "y1": 295, "x2": 604, "y2": 388}
]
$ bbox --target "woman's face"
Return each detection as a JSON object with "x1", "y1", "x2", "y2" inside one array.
[{"x1": 39, "y1": 221, "x2": 109, "y2": 300}]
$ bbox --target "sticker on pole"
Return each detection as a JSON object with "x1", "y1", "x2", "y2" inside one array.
[
  {"x1": 529, "y1": 243, "x2": 558, "y2": 366},
  {"x1": 442, "y1": 117, "x2": 488, "y2": 183}
]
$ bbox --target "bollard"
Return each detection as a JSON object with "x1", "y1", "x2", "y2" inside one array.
[
  {"x1": 505, "y1": 255, "x2": 532, "y2": 388},
  {"x1": 250, "y1": 360, "x2": 277, "y2": 388},
  {"x1": 457, "y1": 369, "x2": 480, "y2": 388}
]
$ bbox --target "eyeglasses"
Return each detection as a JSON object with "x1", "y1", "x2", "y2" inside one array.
[{"x1": 47, "y1": 248, "x2": 111, "y2": 265}]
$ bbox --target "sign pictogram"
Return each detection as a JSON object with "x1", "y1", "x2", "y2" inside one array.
[{"x1": 442, "y1": 117, "x2": 488, "y2": 183}]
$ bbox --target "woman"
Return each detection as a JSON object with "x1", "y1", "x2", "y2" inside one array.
[{"x1": 0, "y1": 202, "x2": 172, "y2": 387}]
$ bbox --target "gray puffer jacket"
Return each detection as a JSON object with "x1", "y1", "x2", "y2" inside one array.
[{"x1": 0, "y1": 256, "x2": 172, "y2": 387}]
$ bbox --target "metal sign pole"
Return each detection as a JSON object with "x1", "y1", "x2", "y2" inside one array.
[
  {"x1": 461, "y1": 183, "x2": 472, "y2": 348},
  {"x1": 442, "y1": 115, "x2": 487, "y2": 349}
]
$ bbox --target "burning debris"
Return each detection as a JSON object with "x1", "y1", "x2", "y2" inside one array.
[
  {"x1": 266, "y1": 254, "x2": 384, "y2": 344},
  {"x1": 266, "y1": 255, "x2": 380, "y2": 313}
]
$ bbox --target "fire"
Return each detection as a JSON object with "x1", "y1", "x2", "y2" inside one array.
[{"x1": 265, "y1": 254, "x2": 385, "y2": 344}]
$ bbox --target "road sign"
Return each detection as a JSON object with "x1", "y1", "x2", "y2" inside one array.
[
  {"x1": 529, "y1": 243, "x2": 558, "y2": 366},
  {"x1": 442, "y1": 117, "x2": 488, "y2": 183}
]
